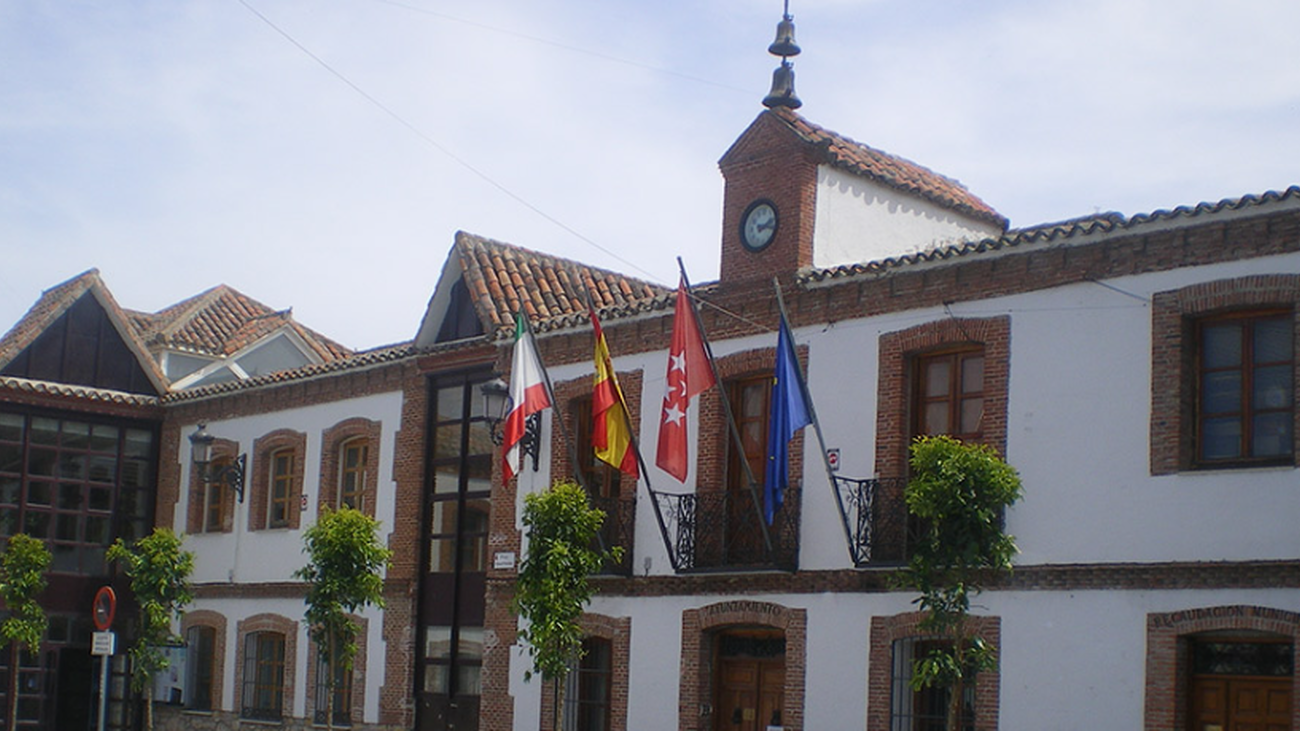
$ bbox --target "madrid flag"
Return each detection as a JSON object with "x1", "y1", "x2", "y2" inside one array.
[
  {"x1": 655, "y1": 282, "x2": 716, "y2": 482},
  {"x1": 591, "y1": 308, "x2": 638, "y2": 478},
  {"x1": 502, "y1": 313, "x2": 552, "y2": 481}
]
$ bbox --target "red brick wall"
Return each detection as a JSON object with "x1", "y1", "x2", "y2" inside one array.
[
  {"x1": 318, "y1": 416, "x2": 383, "y2": 516},
  {"x1": 536, "y1": 613, "x2": 632, "y2": 731},
  {"x1": 185, "y1": 436, "x2": 238, "y2": 534},
  {"x1": 874, "y1": 316, "x2": 1011, "y2": 480},
  {"x1": 304, "y1": 615, "x2": 370, "y2": 727},
  {"x1": 180, "y1": 609, "x2": 228, "y2": 712},
  {"x1": 1150, "y1": 274, "x2": 1300, "y2": 474},
  {"x1": 719, "y1": 112, "x2": 820, "y2": 286},
  {"x1": 233, "y1": 613, "x2": 299, "y2": 720},
  {"x1": 249, "y1": 428, "x2": 306, "y2": 531},
  {"x1": 679, "y1": 600, "x2": 807, "y2": 731}
]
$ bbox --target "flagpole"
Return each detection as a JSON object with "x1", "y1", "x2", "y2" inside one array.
[
  {"x1": 582, "y1": 284, "x2": 676, "y2": 569},
  {"x1": 580, "y1": 288, "x2": 656, "y2": 487},
  {"x1": 677, "y1": 258, "x2": 775, "y2": 561},
  {"x1": 770, "y1": 279, "x2": 859, "y2": 564},
  {"x1": 517, "y1": 311, "x2": 586, "y2": 491}
]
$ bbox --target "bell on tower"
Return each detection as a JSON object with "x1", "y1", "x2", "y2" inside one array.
[{"x1": 762, "y1": 2, "x2": 802, "y2": 109}]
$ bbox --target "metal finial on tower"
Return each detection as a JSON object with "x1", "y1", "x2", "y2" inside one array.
[{"x1": 762, "y1": 1, "x2": 802, "y2": 109}]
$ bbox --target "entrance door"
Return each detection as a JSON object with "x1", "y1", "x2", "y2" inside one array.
[
  {"x1": 1190, "y1": 677, "x2": 1290, "y2": 731},
  {"x1": 714, "y1": 632, "x2": 784, "y2": 731},
  {"x1": 1188, "y1": 637, "x2": 1293, "y2": 731}
]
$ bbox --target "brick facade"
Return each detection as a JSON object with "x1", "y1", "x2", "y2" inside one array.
[
  {"x1": 304, "y1": 615, "x2": 370, "y2": 727},
  {"x1": 536, "y1": 613, "x2": 632, "y2": 731},
  {"x1": 234, "y1": 613, "x2": 299, "y2": 722},
  {"x1": 719, "y1": 113, "x2": 819, "y2": 285},
  {"x1": 679, "y1": 600, "x2": 807, "y2": 731},
  {"x1": 318, "y1": 416, "x2": 383, "y2": 516},
  {"x1": 184, "y1": 436, "x2": 238, "y2": 534},
  {"x1": 249, "y1": 427, "x2": 307, "y2": 531},
  {"x1": 1145, "y1": 605, "x2": 1300, "y2": 730},
  {"x1": 867, "y1": 612, "x2": 1001, "y2": 731},
  {"x1": 179, "y1": 609, "x2": 228, "y2": 714},
  {"x1": 1150, "y1": 274, "x2": 1300, "y2": 474}
]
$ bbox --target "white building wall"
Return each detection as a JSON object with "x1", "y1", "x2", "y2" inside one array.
[
  {"x1": 812, "y1": 166, "x2": 1004, "y2": 270},
  {"x1": 579, "y1": 586, "x2": 1299, "y2": 731},
  {"x1": 173, "y1": 389, "x2": 403, "y2": 722}
]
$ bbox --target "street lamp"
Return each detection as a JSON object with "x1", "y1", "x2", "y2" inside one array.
[
  {"x1": 189, "y1": 424, "x2": 248, "y2": 503},
  {"x1": 479, "y1": 377, "x2": 542, "y2": 471}
]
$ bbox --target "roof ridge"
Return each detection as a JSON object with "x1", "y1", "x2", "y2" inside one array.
[
  {"x1": 766, "y1": 107, "x2": 1008, "y2": 229},
  {"x1": 802, "y1": 185, "x2": 1300, "y2": 284}
]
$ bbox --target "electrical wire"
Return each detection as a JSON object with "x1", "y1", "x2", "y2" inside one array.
[
  {"x1": 234, "y1": 0, "x2": 667, "y2": 284},
  {"x1": 367, "y1": 0, "x2": 754, "y2": 96}
]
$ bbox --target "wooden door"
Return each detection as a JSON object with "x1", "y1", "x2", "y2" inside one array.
[
  {"x1": 1190, "y1": 677, "x2": 1291, "y2": 731},
  {"x1": 716, "y1": 655, "x2": 784, "y2": 731}
]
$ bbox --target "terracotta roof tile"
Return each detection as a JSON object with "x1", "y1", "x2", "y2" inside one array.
[
  {"x1": 0, "y1": 375, "x2": 161, "y2": 407},
  {"x1": 452, "y1": 231, "x2": 671, "y2": 337},
  {"x1": 132, "y1": 284, "x2": 351, "y2": 361},
  {"x1": 767, "y1": 107, "x2": 1008, "y2": 229}
]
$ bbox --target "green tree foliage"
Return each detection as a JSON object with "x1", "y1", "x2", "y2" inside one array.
[
  {"x1": 895, "y1": 435, "x2": 1022, "y2": 731},
  {"x1": 106, "y1": 527, "x2": 194, "y2": 730},
  {"x1": 512, "y1": 481, "x2": 622, "y2": 684},
  {"x1": 294, "y1": 506, "x2": 393, "y2": 729},
  {"x1": 0, "y1": 534, "x2": 50, "y2": 731}
]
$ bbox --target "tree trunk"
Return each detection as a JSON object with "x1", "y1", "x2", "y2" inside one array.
[
  {"x1": 145, "y1": 676, "x2": 155, "y2": 731},
  {"x1": 947, "y1": 632, "x2": 965, "y2": 731},
  {"x1": 325, "y1": 632, "x2": 336, "y2": 731},
  {"x1": 8, "y1": 641, "x2": 18, "y2": 731}
]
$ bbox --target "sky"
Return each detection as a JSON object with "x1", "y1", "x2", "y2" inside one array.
[{"x1": 2, "y1": 0, "x2": 1298, "y2": 351}]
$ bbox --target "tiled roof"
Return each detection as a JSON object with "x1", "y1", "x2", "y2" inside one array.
[
  {"x1": 802, "y1": 185, "x2": 1300, "y2": 283},
  {"x1": 129, "y1": 285, "x2": 351, "y2": 359},
  {"x1": 452, "y1": 231, "x2": 672, "y2": 337},
  {"x1": 163, "y1": 341, "x2": 417, "y2": 402},
  {"x1": 0, "y1": 375, "x2": 161, "y2": 407},
  {"x1": 767, "y1": 107, "x2": 1008, "y2": 229}
]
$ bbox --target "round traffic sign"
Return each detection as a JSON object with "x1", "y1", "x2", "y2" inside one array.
[{"x1": 92, "y1": 586, "x2": 116, "y2": 631}]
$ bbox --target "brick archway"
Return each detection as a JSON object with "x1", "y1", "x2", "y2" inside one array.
[
  {"x1": 1145, "y1": 604, "x2": 1300, "y2": 730},
  {"x1": 680, "y1": 600, "x2": 807, "y2": 731}
]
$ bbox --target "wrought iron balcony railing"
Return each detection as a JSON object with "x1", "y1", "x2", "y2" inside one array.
[
  {"x1": 587, "y1": 493, "x2": 635, "y2": 576},
  {"x1": 651, "y1": 488, "x2": 801, "y2": 572},
  {"x1": 831, "y1": 475, "x2": 911, "y2": 566}
]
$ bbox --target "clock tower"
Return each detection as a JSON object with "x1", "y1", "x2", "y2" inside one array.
[{"x1": 717, "y1": 11, "x2": 1007, "y2": 289}]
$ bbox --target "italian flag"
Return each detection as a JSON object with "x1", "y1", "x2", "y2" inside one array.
[{"x1": 503, "y1": 313, "x2": 552, "y2": 481}]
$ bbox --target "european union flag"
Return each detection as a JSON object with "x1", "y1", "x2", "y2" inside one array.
[{"x1": 764, "y1": 314, "x2": 812, "y2": 524}]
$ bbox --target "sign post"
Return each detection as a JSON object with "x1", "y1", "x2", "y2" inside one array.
[{"x1": 91, "y1": 586, "x2": 116, "y2": 731}]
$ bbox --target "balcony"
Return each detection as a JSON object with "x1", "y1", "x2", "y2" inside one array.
[
  {"x1": 651, "y1": 488, "x2": 801, "y2": 572},
  {"x1": 831, "y1": 475, "x2": 911, "y2": 566},
  {"x1": 587, "y1": 493, "x2": 635, "y2": 576}
]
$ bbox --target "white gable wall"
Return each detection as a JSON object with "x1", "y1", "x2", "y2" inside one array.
[{"x1": 812, "y1": 165, "x2": 1004, "y2": 269}]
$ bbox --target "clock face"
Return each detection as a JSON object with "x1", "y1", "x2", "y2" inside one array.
[{"x1": 740, "y1": 200, "x2": 778, "y2": 252}]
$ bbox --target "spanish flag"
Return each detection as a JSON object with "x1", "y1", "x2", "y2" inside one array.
[{"x1": 591, "y1": 308, "x2": 638, "y2": 478}]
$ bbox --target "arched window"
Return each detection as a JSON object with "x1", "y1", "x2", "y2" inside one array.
[
  {"x1": 564, "y1": 637, "x2": 612, "y2": 731},
  {"x1": 242, "y1": 631, "x2": 286, "y2": 720},
  {"x1": 268, "y1": 448, "x2": 293, "y2": 529},
  {"x1": 338, "y1": 438, "x2": 368, "y2": 511},
  {"x1": 185, "y1": 625, "x2": 217, "y2": 711}
]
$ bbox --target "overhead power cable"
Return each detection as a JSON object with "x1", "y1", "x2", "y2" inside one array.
[{"x1": 234, "y1": 0, "x2": 666, "y2": 283}]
